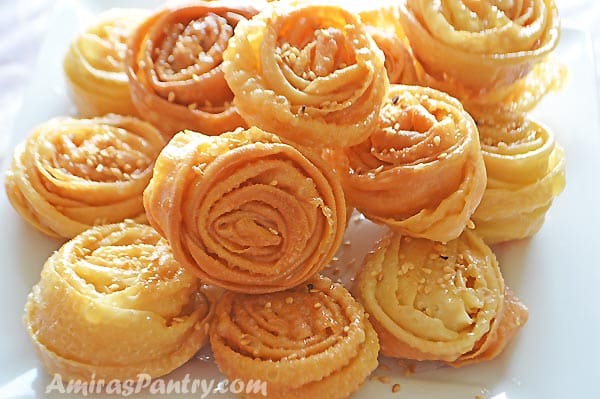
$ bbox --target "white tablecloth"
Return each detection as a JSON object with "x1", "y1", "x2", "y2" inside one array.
[{"x1": 1, "y1": 0, "x2": 599, "y2": 158}]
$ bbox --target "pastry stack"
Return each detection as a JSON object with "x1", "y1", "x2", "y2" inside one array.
[{"x1": 5, "y1": 1, "x2": 566, "y2": 398}]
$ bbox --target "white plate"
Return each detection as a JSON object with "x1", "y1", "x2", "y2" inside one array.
[{"x1": 1, "y1": 1, "x2": 600, "y2": 398}]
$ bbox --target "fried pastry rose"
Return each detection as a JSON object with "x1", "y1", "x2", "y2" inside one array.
[
  {"x1": 210, "y1": 275, "x2": 379, "y2": 399},
  {"x1": 144, "y1": 127, "x2": 346, "y2": 294},
  {"x1": 64, "y1": 9, "x2": 146, "y2": 117},
  {"x1": 126, "y1": 2, "x2": 259, "y2": 138},
  {"x1": 472, "y1": 118, "x2": 566, "y2": 244},
  {"x1": 357, "y1": 4, "x2": 417, "y2": 84},
  {"x1": 24, "y1": 221, "x2": 216, "y2": 380},
  {"x1": 399, "y1": 0, "x2": 560, "y2": 92},
  {"x1": 222, "y1": 1, "x2": 389, "y2": 147},
  {"x1": 355, "y1": 230, "x2": 528, "y2": 366},
  {"x1": 4, "y1": 115, "x2": 164, "y2": 239},
  {"x1": 323, "y1": 85, "x2": 486, "y2": 243},
  {"x1": 422, "y1": 59, "x2": 567, "y2": 126}
]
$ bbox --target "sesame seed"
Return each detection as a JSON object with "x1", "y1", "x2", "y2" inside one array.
[
  {"x1": 188, "y1": 102, "x2": 198, "y2": 110},
  {"x1": 392, "y1": 384, "x2": 401, "y2": 393},
  {"x1": 433, "y1": 136, "x2": 441, "y2": 146},
  {"x1": 467, "y1": 220, "x2": 476, "y2": 229},
  {"x1": 285, "y1": 297, "x2": 294, "y2": 304},
  {"x1": 314, "y1": 302, "x2": 322, "y2": 309},
  {"x1": 391, "y1": 95, "x2": 400, "y2": 105},
  {"x1": 265, "y1": 302, "x2": 272, "y2": 308},
  {"x1": 343, "y1": 325, "x2": 350, "y2": 333},
  {"x1": 270, "y1": 180, "x2": 278, "y2": 186},
  {"x1": 167, "y1": 91, "x2": 175, "y2": 102}
]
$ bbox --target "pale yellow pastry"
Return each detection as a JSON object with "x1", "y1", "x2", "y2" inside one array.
[
  {"x1": 473, "y1": 118, "x2": 566, "y2": 244},
  {"x1": 144, "y1": 127, "x2": 346, "y2": 294},
  {"x1": 4, "y1": 115, "x2": 164, "y2": 238},
  {"x1": 126, "y1": 1, "x2": 259, "y2": 138},
  {"x1": 24, "y1": 221, "x2": 216, "y2": 381},
  {"x1": 64, "y1": 8, "x2": 146, "y2": 117},
  {"x1": 355, "y1": 230, "x2": 528, "y2": 367},
  {"x1": 323, "y1": 85, "x2": 486, "y2": 243},
  {"x1": 222, "y1": 0, "x2": 389, "y2": 148},
  {"x1": 211, "y1": 274, "x2": 379, "y2": 399},
  {"x1": 399, "y1": 0, "x2": 560, "y2": 92}
]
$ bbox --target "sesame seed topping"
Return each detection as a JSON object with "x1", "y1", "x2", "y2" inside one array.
[
  {"x1": 285, "y1": 297, "x2": 294, "y2": 304},
  {"x1": 314, "y1": 302, "x2": 322, "y2": 309},
  {"x1": 392, "y1": 383, "x2": 401, "y2": 393},
  {"x1": 167, "y1": 91, "x2": 175, "y2": 103},
  {"x1": 433, "y1": 136, "x2": 441, "y2": 146}
]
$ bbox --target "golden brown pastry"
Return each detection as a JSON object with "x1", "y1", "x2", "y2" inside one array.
[
  {"x1": 355, "y1": 230, "x2": 528, "y2": 367},
  {"x1": 210, "y1": 274, "x2": 379, "y2": 399},
  {"x1": 473, "y1": 118, "x2": 566, "y2": 244},
  {"x1": 64, "y1": 8, "x2": 146, "y2": 117},
  {"x1": 323, "y1": 85, "x2": 486, "y2": 243},
  {"x1": 357, "y1": 4, "x2": 417, "y2": 84},
  {"x1": 222, "y1": 0, "x2": 389, "y2": 148},
  {"x1": 144, "y1": 127, "x2": 346, "y2": 294},
  {"x1": 420, "y1": 59, "x2": 567, "y2": 126},
  {"x1": 5, "y1": 115, "x2": 164, "y2": 239},
  {"x1": 399, "y1": 0, "x2": 560, "y2": 93},
  {"x1": 126, "y1": 2, "x2": 259, "y2": 138},
  {"x1": 24, "y1": 221, "x2": 216, "y2": 380}
]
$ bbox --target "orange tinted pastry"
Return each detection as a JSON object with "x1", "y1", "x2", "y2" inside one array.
[
  {"x1": 211, "y1": 275, "x2": 379, "y2": 399},
  {"x1": 473, "y1": 118, "x2": 566, "y2": 244},
  {"x1": 222, "y1": 0, "x2": 389, "y2": 148},
  {"x1": 5, "y1": 115, "x2": 164, "y2": 238},
  {"x1": 323, "y1": 85, "x2": 486, "y2": 243},
  {"x1": 355, "y1": 230, "x2": 528, "y2": 366},
  {"x1": 24, "y1": 221, "x2": 216, "y2": 380},
  {"x1": 144, "y1": 127, "x2": 346, "y2": 294},
  {"x1": 399, "y1": 0, "x2": 560, "y2": 92},
  {"x1": 126, "y1": 2, "x2": 259, "y2": 138},
  {"x1": 64, "y1": 8, "x2": 146, "y2": 117}
]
